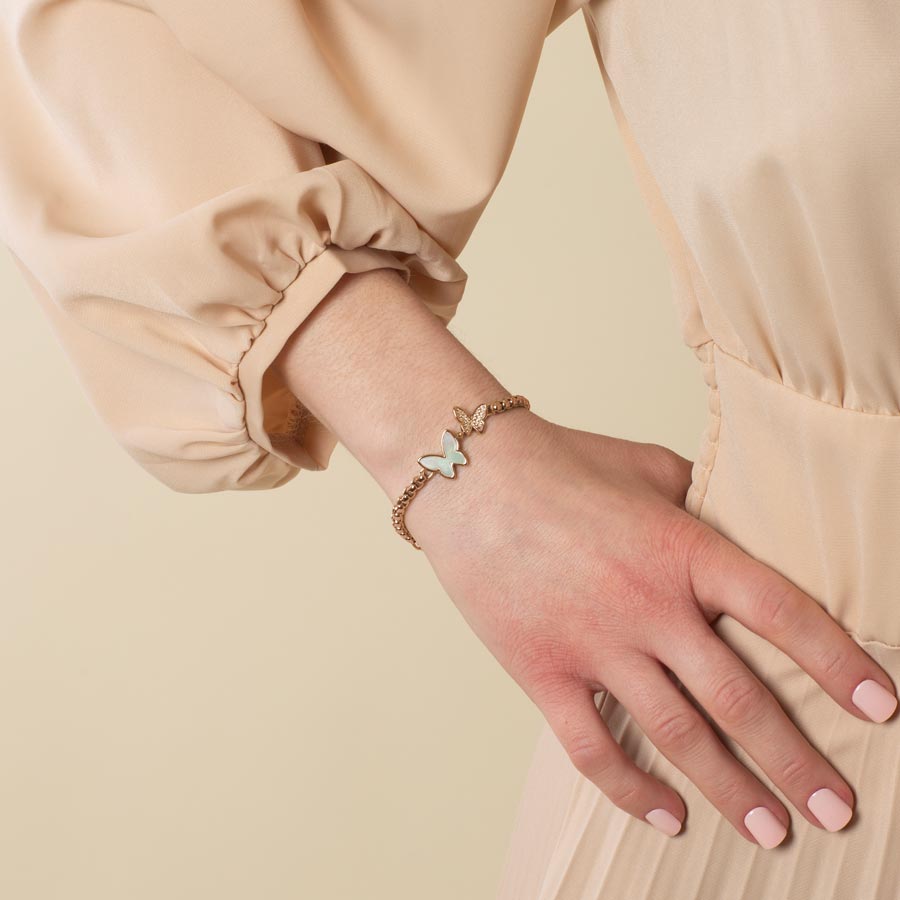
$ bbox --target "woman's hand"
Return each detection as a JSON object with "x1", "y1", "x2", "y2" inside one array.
[
  {"x1": 404, "y1": 411, "x2": 898, "y2": 847},
  {"x1": 272, "y1": 269, "x2": 896, "y2": 845}
]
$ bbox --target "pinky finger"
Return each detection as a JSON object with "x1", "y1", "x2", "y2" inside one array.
[{"x1": 539, "y1": 682, "x2": 686, "y2": 837}]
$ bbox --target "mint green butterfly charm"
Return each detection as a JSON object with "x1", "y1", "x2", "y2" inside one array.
[{"x1": 418, "y1": 429, "x2": 468, "y2": 478}]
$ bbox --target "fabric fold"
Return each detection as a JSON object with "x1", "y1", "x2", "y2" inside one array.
[{"x1": 4, "y1": 0, "x2": 595, "y2": 492}]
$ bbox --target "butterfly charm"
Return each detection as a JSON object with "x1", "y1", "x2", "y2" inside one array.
[
  {"x1": 418, "y1": 429, "x2": 468, "y2": 478},
  {"x1": 453, "y1": 403, "x2": 489, "y2": 436}
]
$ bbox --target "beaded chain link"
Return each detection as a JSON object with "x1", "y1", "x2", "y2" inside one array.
[{"x1": 390, "y1": 394, "x2": 531, "y2": 550}]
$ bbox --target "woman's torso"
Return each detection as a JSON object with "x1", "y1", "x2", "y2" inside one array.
[
  {"x1": 587, "y1": 0, "x2": 900, "y2": 647},
  {"x1": 499, "y1": 4, "x2": 900, "y2": 897}
]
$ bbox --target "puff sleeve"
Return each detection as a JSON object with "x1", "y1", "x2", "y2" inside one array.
[{"x1": 0, "y1": 0, "x2": 586, "y2": 492}]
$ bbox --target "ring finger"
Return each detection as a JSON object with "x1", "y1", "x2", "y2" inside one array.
[{"x1": 600, "y1": 653, "x2": 792, "y2": 848}]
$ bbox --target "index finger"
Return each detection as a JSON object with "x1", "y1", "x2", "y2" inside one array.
[{"x1": 688, "y1": 526, "x2": 898, "y2": 724}]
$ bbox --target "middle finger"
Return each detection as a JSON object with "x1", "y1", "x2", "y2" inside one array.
[{"x1": 656, "y1": 616, "x2": 856, "y2": 833}]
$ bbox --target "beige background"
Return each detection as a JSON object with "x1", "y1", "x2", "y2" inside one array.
[{"x1": 0, "y1": 14, "x2": 707, "y2": 900}]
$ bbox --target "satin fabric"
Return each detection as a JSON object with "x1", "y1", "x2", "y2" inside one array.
[
  {"x1": 0, "y1": 0, "x2": 583, "y2": 491},
  {"x1": 4, "y1": 1, "x2": 900, "y2": 896},
  {"x1": 498, "y1": 2, "x2": 900, "y2": 898}
]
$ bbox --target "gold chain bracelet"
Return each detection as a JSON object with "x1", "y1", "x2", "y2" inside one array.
[{"x1": 390, "y1": 394, "x2": 531, "y2": 550}]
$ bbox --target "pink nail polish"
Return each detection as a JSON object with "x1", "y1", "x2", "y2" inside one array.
[
  {"x1": 851, "y1": 679, "x2": 898, "y2": 723},
  {"x1": 645, "y1": 808, "x2": 683, "y2": 836},
  {"x1": 744, "y1": 806, "x2": 787, "y2": 848},
  {"x1": 807, "y1": 788, "x2": 853, "y2": 832}
]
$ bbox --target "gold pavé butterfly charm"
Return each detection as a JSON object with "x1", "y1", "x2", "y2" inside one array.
[
  {"x1": 453, "y1": 403, "x2": 489, "y2": 436},
  {"x1": 418, "y1": 429, "x2": 468, "y2": 478}
]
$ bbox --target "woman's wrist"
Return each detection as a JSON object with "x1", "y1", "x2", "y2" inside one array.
[
  {"x1": 401, "y1": 407, "x2": 561, "y2": 556},
  {"x1": 272, "y1": 266, "x2": 516, "y2": 500}
]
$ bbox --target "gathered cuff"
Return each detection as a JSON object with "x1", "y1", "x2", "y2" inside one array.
[
  {"x1": 239, "y1": 244, "x2": 442, "y2": 481},
  {"x1": 36, "y1": 159, "x2": 467, "y2": 492}
]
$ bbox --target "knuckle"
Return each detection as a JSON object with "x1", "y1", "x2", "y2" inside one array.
[
  {"x1": 680, "y1": 516, "x2": 721, "y2": 566},
  {"x1": 710, "y1": 672, "x2": 767, "y2": 728},
  {"x1": 566, "y1": 738, "x2": 614, "y2": 781},
  {"x1": 752, "y1": 581, "x2": 800, "y2": 635},
  {"x1": 711, "y1": 773, "x2": 745, "y2": 807},
  {"x1": 647, "y1": 513, "x2": 706, "y2": 597},
  {"x1": 596, "y1": 554, "x2": 645, "y2": 600},
  {"x1": 528, "y1": 675, "x2": 577, "y2": 714},
  {"x1": 679, "y1": 522, "x2": 726, "y2": 595},
  {"x1": 608, "y1": 778, "x2": 642, "y2": 809},
  {"x1": 653, "y1": 708, "x2": 702, "y2": 754},
  {"x1": 776, "y1": 754, "x2": 810, "y2": 791},
  {"x1": 643, "y1": 443, "x2": 692, "y2": 488},
  {"x1": 817, "y1": 643, "x2": 852, "y2": 681},
  {"x1": 508, "y1": 631, "x2": 578, "y2": 684},
  {"x1": 655, "y1": 510, "x2": 702, "y2": 564}
]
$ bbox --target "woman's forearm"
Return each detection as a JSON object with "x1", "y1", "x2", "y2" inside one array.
[{"x1": 272, "y1": 267, "x2": 532, "y2": 507}]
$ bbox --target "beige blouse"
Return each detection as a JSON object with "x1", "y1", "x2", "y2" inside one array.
[
  {"x1": 3, "y1": 0, "x2": 900, "y2": 515},
  {"x1": 0, "y1": 0, "x2": 586, "y2": 492},
  {"x1": 9, "y1": 2, "x2": 900, "y2": 892}
]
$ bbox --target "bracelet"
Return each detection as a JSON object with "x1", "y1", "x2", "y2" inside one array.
[{"x1": 390, "y1": 393, "x2": 531, "y2": 550}]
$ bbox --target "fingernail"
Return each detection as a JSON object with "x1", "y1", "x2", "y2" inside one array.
[
  {"x1": 744, "y1": 806, "x2": 787, "y2": 848},
  {"x1": 807, "y1": 788, "x2": 853, "y2": 832},
  {"x1": 645, "y1": 808, "x2": 683, "y2": 836},
  {"x1": 851, "y1": 679, "x2": 898, "y2": 723}
]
